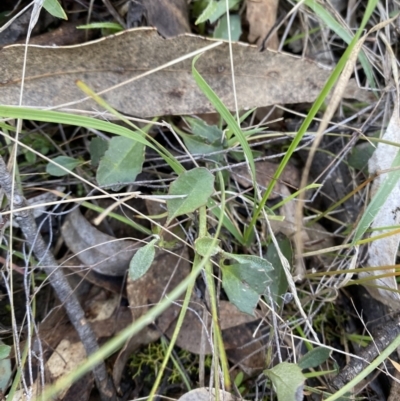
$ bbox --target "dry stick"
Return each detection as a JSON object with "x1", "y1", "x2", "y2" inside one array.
[
  {"x1": 330, "y1": 315, "x2": 400, "y2": 391},
  {"x1": 0, "y1": 156, "x2": 117, "y2": 401}
]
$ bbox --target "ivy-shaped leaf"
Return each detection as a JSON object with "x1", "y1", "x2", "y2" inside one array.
[
  {"x1": 220, "y1": 253, "x2": 273, "y2": 315},
  {"x1": 298, "y1": 347, "x2": 331, "y2": 370},
  {"x1": 265, "y1": 362, "x2": 305, "y2": 401},
  {"x1": 195, "y1": 0, "x2": 218, "y2": 24},
  {"x1": 0, "y1": 344, "x2": 11, "y2": 360},
  {"x1": 221, "y1": 266, "x2": 260, "y2": 315},
  {"x1": 195, "y1": 236, "x2": 221, "y2": 257},
  {"x1": 129, "y1": 238, "x2": 158, "y2": 281},
  {"x1": 185, "y1": 117, "x2": 223, "y2": 144},
  {"x1": 166, "y1": 168, "x2": 215, "y2": 224},
  {"x1": 43, "y1": 0, "x2": 67, "y2": 19},
  {"x1": 265, "y1": 237, "x2": 291, "y2": 308},
  {"x1": 90, "y1": 137, "x2": 108, "y2": 167},
  {"x1": 97, "y1": 136, "x2": 145, "y2": 190},
  {"x1": 222, "y1": 252, "x2": 274, "y2": 273},
  {"x1": 46, "y1": 156, "x2": 81, "y2": 177}
]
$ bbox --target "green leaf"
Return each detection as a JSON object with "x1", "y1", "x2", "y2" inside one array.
[
  {"x1": 192, "y1": 57, "x2": 256, "y2": 182},
  {"x1": 185, "y1": 117, "x2": 223, "y2": 144},
  {"x1": 348, "y1": 142, "x2": 375, "y2": 172},
  {"x1": 213, "y1": 14, "x2": 242, "y2": 41},
  {"x1": 167, "y1": 168, "x2": 215, "y2": 224},
  {"x1": 0, "y1": 344, "x2": 11, "y2": 360},
  {"x1": 195, "y1": 0, "x2": 218, "y2": 24},
  {"x1": 195, "y1": 236, "x2": 221, "y2": 257},
  {"x1": 353, "y1": 148, "x2": 400, "y2": 243},
  {"x1": 301, "y1": 0, "x2": 375, "y2": 89},
  {"x1": 223, "y1": 262, "x2": 272, "y2": 295},
  {"x1": 43, "y1": 0, "x2": 67, "y2": 19},
  {"x1": 0, "y1": 342, "x2": 11, "y2": 392},
  {"x1": 298, "y1": 347, "x2": 331, "y2": 370},
  {"x1": 0, "y1": 105, "x2": 183, "y2": 175},
  {"x1": 265, "y1": 237, "x2": 292, "y2": 308},
  {"x1": 76, "y1": 22, "x2": 123, "y2": 31},
  {"x1": 265, "y1": 362, "x2": 305, "y2": 401},
  {"x1": 221, "y1": 266, "x2": 260, "y2": 315},
  {"x1": 90, "y1": 137, "x2": 109, "y2": 167},
  {"x1": 129, "y1": 238, "x2": 158, "y2": 281},
  {"x1": 97, "y1": 136, "x2": 145, "y2": 190},
  {"x1": 180, "y1": 132, "x2": 224, "y2": 162},
  {"x1": 209, "y1": 0, "x2": 241, "y2": 24},
  {"x1": 221, "y1": 253, "x2": 273, "y2": 315},
  {"x1": 46, "y1": 156, "x2": 81, "y2": 177},
  {"x1": 0, "y1": 357, "x2": 11, "y2": 392},
  {"x1": 222, "y1": 252, "x2": 274, "y2": 274}
]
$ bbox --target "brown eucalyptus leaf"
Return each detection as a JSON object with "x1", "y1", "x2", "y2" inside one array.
[
  {"x1": 61, "y1": 208, "x2": 140, "y2": 276},
  {"x1": 0, "y1": 28, "x2": 373, "y2": 118}
]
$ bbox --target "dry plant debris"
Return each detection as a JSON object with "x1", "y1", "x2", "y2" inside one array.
[
  {"x1": 0, "y1": 29, "x2": 373, "y2": 117},
  {"x1": 1, "y1": 0, "x2": 400, "y2": 401}
]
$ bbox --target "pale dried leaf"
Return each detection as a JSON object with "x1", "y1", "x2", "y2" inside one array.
[
  {"x1": 361, "y1": 109, "x2": 400, "y2": 309},
  {"x1": 178, "y1": 388, "x2": 246, "y2": 401},
  {"x1": 0, "y1": 28, "x2": 373, "y2": 117}
]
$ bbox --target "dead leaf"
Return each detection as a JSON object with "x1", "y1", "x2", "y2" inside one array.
[
  {"x1": 0, "y1": 28, "x2": 373, "y2": 118},
  {"x1": 304, "y1": 222, "x2": 336, "y2": 267},
  {"x1": 233, "y1": 161, "x2": 300, "y2": 197},
  {"x1": 178, "y1": 388, "x2": 246, "y2": 401},
  {"x1": 167, "y1": 300, "x2": 265, "y2": 374},
  {"x1": 143, "y1": 0, "x2": 190, "y2": 37},
  {"x1": 61, "y1": 208, "x2": 140, "y2": 276},
  {"x1": 360, "y1": 107, "x2": 400, "y2": 309},
  {"x1": 167, "y1": 300, "x2": 257, "y2": 353},
  {"x1": 112, "y1": 245, "x2": 191, "y2": 387},
  {"x1": 247, "y1": 0, "x2": 279, "y2": 49}
]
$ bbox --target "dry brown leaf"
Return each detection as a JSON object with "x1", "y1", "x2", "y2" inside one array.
[
  {"x1": 246, "y1": 0, "x2": 279, "y2": 49},
  {"x1": 233, "y1": 160, "x2": 300, "y2": 197},
  {"x1": 143, "y1": 0, "x2": 190, "y2": 37},
  {"x1": 0, "y1": 28, "x2": 373, "y2": 117},
  {"x1": 166, "y1": 300, "x2": 265, "y2": 374},
  {"x1": 61, "y1": 208, "x2": 140, "y2": 276},
  {"x1": 112, "y1": 245, "x2": 191, "y2": 387}
]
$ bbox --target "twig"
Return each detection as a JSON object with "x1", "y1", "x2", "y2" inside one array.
[
  {"x1": 330, "y1": 315, "x2": 400, "y2": 391},
  {"x1": 0, "y1": 156, "x2": 117, "y2": 401}
]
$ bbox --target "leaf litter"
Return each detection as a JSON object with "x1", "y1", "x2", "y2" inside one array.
[
  {"x1": 0, "y1": 28, "x2": 374, "y2": 117},
  {"x1": 1, "y1": 1, "x2": 397, "y2": 400}
]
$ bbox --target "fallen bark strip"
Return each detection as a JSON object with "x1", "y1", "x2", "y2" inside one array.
[
  {"x1": 330, "y1": 316, "x2": 400, "y2": 391},
  {"x1": 0, "y1": 156, "x2": 117, "y2": 401}
]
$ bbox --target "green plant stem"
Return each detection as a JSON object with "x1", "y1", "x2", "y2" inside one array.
[
  {"x1": 325, "y1": 333, "x2": 400, "y2": 401},
  {"x1": 148, "y1": 257, "x2": 198, "y2": 400}
]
